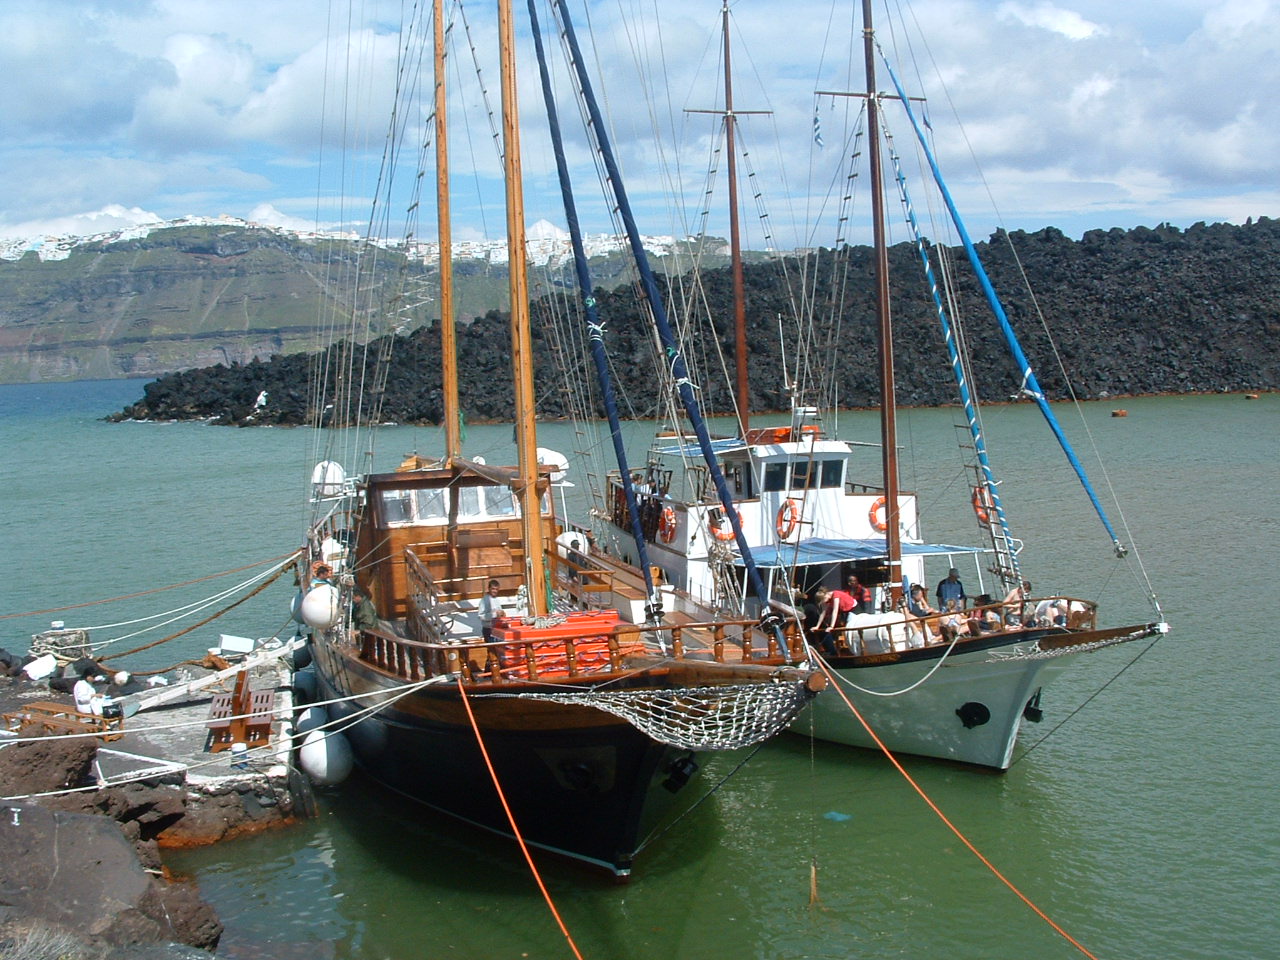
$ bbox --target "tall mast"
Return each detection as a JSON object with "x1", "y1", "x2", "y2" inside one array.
[
  {"x1": 862, "y1": 0, "x2": 902, "y2": 600},
  {"x1": 435, "y1": 0, "x2": 460, "y2": 463},
  {"x1": 722, "y1": 1, "x2": 749, "y2": 436},
  {"x1": 498, "y1": 0, "x2": 547, "y2": 613},
  {"x1": 686, "y1": 1, "x2": 769, "y2": 438}
]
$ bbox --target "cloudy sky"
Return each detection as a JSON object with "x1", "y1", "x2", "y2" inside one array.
[{"x1": 0, "y1": 0, "x2": 1273, "y2": 248}]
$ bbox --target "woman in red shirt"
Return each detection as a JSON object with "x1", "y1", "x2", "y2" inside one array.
[{"x1": 813, "y1": 586, "x2": 856, "y2": 656}]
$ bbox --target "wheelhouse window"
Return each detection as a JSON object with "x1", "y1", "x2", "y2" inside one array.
[
  {"x1": 413, "y1": 488, "x2": 448, "y2": 521},
  {"x1": 791, "y1": 461, "x2": 812, "y2": 490},
  {"x1": 379, "y1": 483, "x2": 528, "y2": 526},
  {"x1": 763, "y1": 463, "x2": 788, "y2": 492},
  {"x1": 484, "y1": 485, "x2": 517, "y2": 516},
  {"x1": 820, "y1": 459, "x2": 845, "y2": 488}
]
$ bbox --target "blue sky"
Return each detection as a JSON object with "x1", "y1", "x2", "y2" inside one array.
[{"x1": 0, "y1": 0, "x2": 1274, "y2": 248}]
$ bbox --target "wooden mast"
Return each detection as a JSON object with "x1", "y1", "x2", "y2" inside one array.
[
  {"x1": 498, "y1": 0, "x2": 548, "y2": 614},
  {"x1": 435, "y1": 0, "x2": 460, "y2": 464},
  {"x1": 687, "y1": 1, "x2": 770, "y2": 439},
  {"x1": 722, "y1": 1, "x2": 749, "y2": 436},
  {"x1": 862, "y1": 0, "x2": 903, "y2": 602}
]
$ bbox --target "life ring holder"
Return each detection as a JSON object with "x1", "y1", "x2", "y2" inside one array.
[
  {"x1": 658, "y1": 506, "x2": 678, "y2": 543},
  {"x1": 709, "y1": 508, "x2": 741, "y2": 542},
  {"x1": 868, "y1": 496, "x2": 888, "y2": 533},
  {"x1": 776, "y1": 499, "x2": 801, "y2": 540}
]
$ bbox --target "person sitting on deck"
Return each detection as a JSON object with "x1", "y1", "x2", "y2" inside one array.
[
  {"x1": 967, "y1": 595, "x2": 1004, "y2": 633},
  {"x1": 905, "y1": 584, "x2": 942, "y2": 642},
  {"x1": 1002, "y1": 580, "x2": 1033, "y2": 625},
  {"x1": 938, "y1": 598, "x2": 969, "y2": 641}
]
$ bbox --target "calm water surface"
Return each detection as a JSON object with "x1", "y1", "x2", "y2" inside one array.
[{"x1": 3, "y1": 382, "x2": 1276, "y2": 960}]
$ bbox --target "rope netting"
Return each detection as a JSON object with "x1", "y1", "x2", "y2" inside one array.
[{"x1": 510, "y1": 680, "x2": 815, "y2": 751}]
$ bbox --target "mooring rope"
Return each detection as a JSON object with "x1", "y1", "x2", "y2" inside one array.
[
  {"x1": 0, "y1": 551, "x2": 302, "y2": 622},
  {"x1": 815, "y1": 656, "x2": 1103, "y2": 960},
  {"x1": 98, "y1": 568, "x2": 288, "y2": 664},
  {"x1": 457, "y1": 676, "x2": 585, "y2": 960}
]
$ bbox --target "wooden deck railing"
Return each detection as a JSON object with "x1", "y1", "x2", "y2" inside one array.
[
  {"x1": 354, "y1": 615, "x2": 806, "y2": 685},
  {"x1": 827, "y1": 595, "x2": 1097, "y2": 655}
]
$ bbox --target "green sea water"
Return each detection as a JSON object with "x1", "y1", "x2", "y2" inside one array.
[{"x1": 3, "y1": 381, "x2": 1277, "y2": 960}]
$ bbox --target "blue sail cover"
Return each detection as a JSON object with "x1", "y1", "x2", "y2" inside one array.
[{"x1": 731, "y1": 538, "x2": 986, "y2": 568}]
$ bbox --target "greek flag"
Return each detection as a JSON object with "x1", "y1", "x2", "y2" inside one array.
[{"x1": 813, "y1": 111, "x2": 824, "y2": 148}]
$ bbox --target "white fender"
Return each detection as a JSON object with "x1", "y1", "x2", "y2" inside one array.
[
  {"x1": 300, "y1": 584, "x2": 341, "y2": 629},
  {"x1": 299, "y1": 729, "x2": 353, "y2": 786}
]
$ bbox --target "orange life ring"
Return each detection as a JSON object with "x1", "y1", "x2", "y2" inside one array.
[
  {"x1": 658, "y1": 506, "x2": 678, "y2": 543},
  {"x1": 868, "y1": 496, "x2": 888, "y2": 533},
  {"x1": 709, "y1": 509, "x2": 740, "y2": 542},
  {"x1": 971, "y1": 486, "x2": 993, "y2": 527},
  {"x1": 776, "y1": 499, "x2": 800, "y2": 540}
]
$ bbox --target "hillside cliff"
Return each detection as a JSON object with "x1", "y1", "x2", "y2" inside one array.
[
  {"x1": 112, "y1": 218, "x2": 1280, "y2": 424},
  {"x1": 0, "y1": 221, "x2": 728, "y2": 384}
]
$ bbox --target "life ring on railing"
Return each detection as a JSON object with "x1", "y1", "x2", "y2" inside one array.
[
  {"x1": 776, "y1": 499, "x2": 800, "y2": 540},
  {"x1": 709, "y1": 509, "x2": 740, "y2": 542},
  {"x1": 658, "y1": 506, "x2": 678, "y2": 543},
  {"x1": 310, "y1": 560, "x2": 334, "y2": 583},
  {"x1": 971, "y1": 485, "x2": 994, "y2": 527},
  {"x1": 868, "y1": 496, "x2": 888, "y2": 533}
]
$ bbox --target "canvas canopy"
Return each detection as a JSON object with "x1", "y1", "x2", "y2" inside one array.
[{"x1": 730, "y1": 537, "x2": 987, "y2": 569}]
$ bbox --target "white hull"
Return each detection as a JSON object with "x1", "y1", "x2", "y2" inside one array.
[{"x1": 794, "y1": 635, "x2": 1073, "y2": 770}]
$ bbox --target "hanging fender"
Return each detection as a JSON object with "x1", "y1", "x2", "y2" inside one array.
[
  {"x1": 658, "y1": 506, "x2": 678, "y2": 543},
  {"x1": 776, "y1": 499, "x2": 801, "y2": 540},
  {"x1": 868, "y1": 496, "x2": 888, "y2": 533}
]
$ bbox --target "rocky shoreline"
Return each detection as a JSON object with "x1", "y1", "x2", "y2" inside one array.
[
  {"x1": 0, "y1": 660, "x2": 304, "y2": 959},
  {"x1": 109, "y1": 219, "x2": 1280, "y2": 426}
]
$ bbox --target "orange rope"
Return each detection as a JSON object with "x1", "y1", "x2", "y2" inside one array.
[
  {"x1": 456, "y1": 677, "x2": 585, "y2": 960},
  {"x1": 817, "y1": 658, "x2": 1100, "y2": 959},
  {"x1": 1, "y1": 551, "x2": 302, "y2": 621}
]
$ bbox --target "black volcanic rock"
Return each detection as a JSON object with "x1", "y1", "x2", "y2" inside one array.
[{"x1": 111, "y1": 218, "x2": 1280, "y2": 425}]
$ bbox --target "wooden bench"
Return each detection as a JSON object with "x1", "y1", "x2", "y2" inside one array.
[
  {"x1": 2, "y1": 700, "x2": 123, "y2": 742},
  {"x1": 207, "y1": 671, "x2": 275, "y2": 753}
]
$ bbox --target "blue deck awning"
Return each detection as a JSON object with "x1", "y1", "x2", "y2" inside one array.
[{"x1": 730, "y1": 537, "x2": 987, "y2": 568}]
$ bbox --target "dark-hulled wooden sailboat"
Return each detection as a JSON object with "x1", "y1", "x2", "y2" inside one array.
[{"x1": 294, "y1": 0, "x2": 820, "y2": 878}]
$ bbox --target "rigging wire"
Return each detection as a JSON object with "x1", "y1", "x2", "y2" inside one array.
[{"x1": 0, "y1": 552, "x2": 300, "y2": 623}]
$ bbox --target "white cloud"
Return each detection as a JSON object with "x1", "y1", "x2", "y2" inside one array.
[
  {"x1": 998, "y1": 2, "x2": 1107, "y2": 40},
  {"x1": 0, "y1": 204, "x2": 162, "y2": 240},
  {"x1": 0, "y1": 1, "x2": 1273, "y2": 246},
  {"x1": 247, "y1": 203, "x2": 319, "y2": 232}
]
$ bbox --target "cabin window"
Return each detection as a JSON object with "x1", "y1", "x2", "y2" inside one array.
[
  {"x1": 791, "y1": 461, "x2": 812, "y2": 491},
  {"x1": 381, "y1": 490, "x2": 413, "y2": 524},
  {"x1": 763, "y1": 463, "x2": 788, "y2": 492},
  {"x1": 413, "y1": 488, "x2": 448, "y2": 521},
  {"x1": 820, "y1": 459, "x2": 844, "y2": 488},
  {"x1": 483, "y1": 485, "x2": 517, "y2": 516}
]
